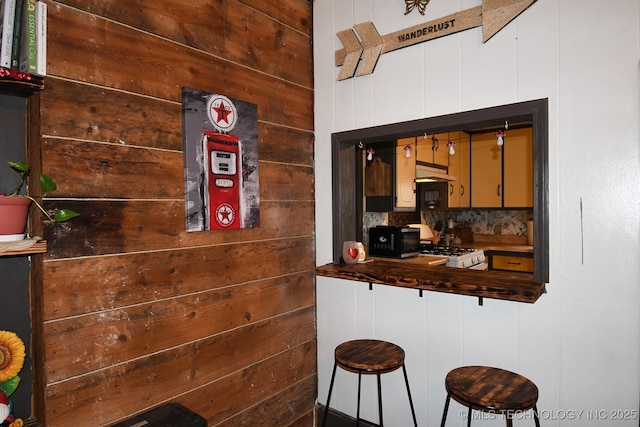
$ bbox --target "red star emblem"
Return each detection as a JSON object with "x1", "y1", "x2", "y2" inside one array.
[
  {"x1": 214, "y1": 100, "x2": 232, "y2": 124},
  {"x1": 215, "y1": 203, "x2": 235, "y2": 227}
]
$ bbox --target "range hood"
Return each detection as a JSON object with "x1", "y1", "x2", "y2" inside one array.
[{"x1": 415, "y1": 164, "x2": 457, "y2": 182}]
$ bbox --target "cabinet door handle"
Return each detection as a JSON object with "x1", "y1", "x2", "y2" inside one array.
[
  {"x1": 460, "y1": 185, "x2": 465, "y2": 196},
  {"x1": 449, "y1": 183, "x2": 454, "y2": 196},
  {"x1": 497, "y1": 184, "x2": 501, "y2": 196},
  {"x1": 507, "y1": 261, "x2": 522, "y2": 265}
]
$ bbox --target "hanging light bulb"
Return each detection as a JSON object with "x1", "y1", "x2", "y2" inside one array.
[
  {"x1": 404, "y1": 144, "x2": 412, "y2": 158},
  {"x1": 446, "y1": 132, "x2": 455, "y2": 155},
  {"x1": 447, "y1": 140, "x2": 456, "y2": 155},
  {"x1": 495, "y1": 130, "x2": 505, "y2": 146},
  {"x1": 366, "y1": 147, "x2": 375, "y2": 161}
]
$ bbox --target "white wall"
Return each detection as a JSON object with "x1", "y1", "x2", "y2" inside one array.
[{"x1": 314, "y1": 1, "x2": 640, "y2": 426}]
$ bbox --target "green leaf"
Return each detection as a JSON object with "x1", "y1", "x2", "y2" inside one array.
[
  {"x1": 54, "y1": 209, "x2": 80, "y2": 222},
  {"x1": 39, "y1": 173, "x2": 57, "y2": 193},
  {"x1": 0, "y1": 375, "x2": 21, "y2": 397},
  {"x1": 8, "y1": 161, "x2": 29, "y2": 175}
]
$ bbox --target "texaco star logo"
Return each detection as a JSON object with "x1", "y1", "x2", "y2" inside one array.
[
  {"x1": 215, "y1": 203, "x2": 236, "y2": 227},
  {"x1": 207, "y1": 94, "x2": 238, "y2": 133}
]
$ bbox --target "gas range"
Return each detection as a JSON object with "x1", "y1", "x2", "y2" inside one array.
[{"x1": 419, "y1": 244, "x2": 487, "y2": 269}]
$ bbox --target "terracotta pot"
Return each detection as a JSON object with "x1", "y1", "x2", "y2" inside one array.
[{"x1": 0, "y1": 196, "x2": 31, "y2": 240}]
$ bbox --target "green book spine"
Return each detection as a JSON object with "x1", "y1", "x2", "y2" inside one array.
[
  {"x1": 18, "y1": 0, "x2": 35, "y2": 74},
  {"x1": 35, "y1": 0, "x2": 43, "y2": 75}
]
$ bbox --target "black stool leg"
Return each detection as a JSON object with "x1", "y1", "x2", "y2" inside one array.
[
  {"x1": 466, "y1": 405, "x2": 472, "y2": 427},
  {"x1": 356, "y1": 371, "x2": 362, "y2": 427},
  {"x1": 440, "y1": 393, "x2": 451, "y2": 427},
  {"x1": 376, "y1": 372, "x2": 383, "y2": 426},
  {"x1": 402, "y1": 364, "x2": 418, "y2": 427},
  {"x1": 322, "y1": 361, "x2": 338, "y2": 427},
  {"x1": 533, "y1": 404, "x2": 540, "y2": 427},
  {"x1": 506, "y1": 412, "x2": 513, "y2": 427}
]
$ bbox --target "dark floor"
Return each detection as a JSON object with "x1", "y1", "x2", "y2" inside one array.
[{"x1": 318, "y1": 405, "x2": 377, "y2": 427}]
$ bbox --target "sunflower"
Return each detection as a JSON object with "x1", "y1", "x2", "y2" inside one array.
[{"x1": 0, "y1": 331, "x2": 25, "y2": 383}]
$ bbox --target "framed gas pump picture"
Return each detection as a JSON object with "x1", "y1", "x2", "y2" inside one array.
[{"x1": 182, "y1": 87, "x2": 260, "y2": 231}]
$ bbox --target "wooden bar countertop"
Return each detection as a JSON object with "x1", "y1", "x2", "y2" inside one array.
[{"x1": 316, "y1": 258, "x2": 546, "y2": 304}]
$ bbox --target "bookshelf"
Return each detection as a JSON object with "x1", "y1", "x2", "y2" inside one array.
[
  {"x1": 1, "y1": 1, "x2": 47, "y2": 424},
  {"x1": 2, "y1": 0, "x2": 47, "y2": 96},
  {"x1": 0, "y1": 65, "x2": 43, "y2": 95},
  {"x1": 0, "y1": 239, "x2": 46, "y2": 256}
]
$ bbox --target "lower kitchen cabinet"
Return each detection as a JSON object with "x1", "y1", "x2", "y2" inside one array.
[{"x1": 488, "y1": 251, "x2": 534, "y2": 273}]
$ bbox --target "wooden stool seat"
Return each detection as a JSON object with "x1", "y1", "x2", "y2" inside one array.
[
  {"x1": 440, "y1": 366, "x2": 540, "y2": 427},
  {"x1": 322, "y1": 339, "x2": 417, "y2": 427},
  {"x1": 335, "y1": 339, "x2": 405, "y2": 373}
]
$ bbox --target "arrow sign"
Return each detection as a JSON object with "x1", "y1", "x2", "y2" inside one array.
[{"x1": 335, "y1": 0, "x2": 536, "y2": 80}]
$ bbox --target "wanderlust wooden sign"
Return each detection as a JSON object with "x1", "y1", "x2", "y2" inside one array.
[{"x1": 335, "y1": 0, "x2": 537, "y2": 80}]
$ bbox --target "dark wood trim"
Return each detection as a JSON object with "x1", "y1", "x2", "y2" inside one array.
[
  {"x1": 26, "y1": 92, "x2": 45, "y2": 427},
  {"x1": 331, "y1": 98, "x2": 549, "y2": 284},
  {"x1": 331, "y1": 133, "x2": 362, "y2": 262},
  {"x1": 531, "y1": 99, "x2": 549, "y2": 283},
  {"x1": 316, "y1": 260, "x2": 546, "y2": 304}
]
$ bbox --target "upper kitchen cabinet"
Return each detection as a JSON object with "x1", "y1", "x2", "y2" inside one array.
[
  {"x1": 471, "y1": 127, "x2": 533, "y2": 208},
  {"x1": 395, "y1": 137, "x2": 416, "y2": 210},
  {"x1": 416, "y1": 133, "x2": 449, "y2": 167},
  {"x1": 503, "y1": 128, "x2": 534, "y2": 207},
  {"x1": 446, "y1": 132, "x2": 470, "y2": 208}
]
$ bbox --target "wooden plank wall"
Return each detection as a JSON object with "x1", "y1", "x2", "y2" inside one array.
[{"x1": 30, "y1": 1, "x2": 315, "y2": 426}]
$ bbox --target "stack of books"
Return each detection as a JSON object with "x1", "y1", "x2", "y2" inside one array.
[{"x1": 0, "y1": 0, "x2": 47, "y2": 76}]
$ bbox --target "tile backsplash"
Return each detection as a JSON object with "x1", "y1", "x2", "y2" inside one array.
[{"x1": 363, "y1": 209, "x2": 533, "y2": 245}]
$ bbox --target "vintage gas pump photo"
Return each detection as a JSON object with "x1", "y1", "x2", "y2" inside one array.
[{"x1": 182, "y1": 88, "x2": 260, "y2": 231}]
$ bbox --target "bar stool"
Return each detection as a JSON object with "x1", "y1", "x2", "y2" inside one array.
[
  {"x1": 440, "y1": 365, "x2": 540, "y2": 427},
  {"x1": 321, "y1": 339, "x2": 417, "y2": 427}
]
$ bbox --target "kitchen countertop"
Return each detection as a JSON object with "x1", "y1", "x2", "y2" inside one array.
[
  {"x1": 461, "y1": 242, "x2": 534, "y2": 253},
  {"x1": 421, "y1": 234, "x2": 533, "y2": 253},
  {"x1": 467, "y1": 234, "x2": 533, "y2": 253},
  {"x1": 316, "y1": 258, "x2": 546, "y2": 304},
  {"x1": 381, "y1": 255, "x2": 449, "y2": 266}
]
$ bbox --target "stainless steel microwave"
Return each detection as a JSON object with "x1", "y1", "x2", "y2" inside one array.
[{"x1": 368, "y1": 226, "x2": 420, "y2": 258}]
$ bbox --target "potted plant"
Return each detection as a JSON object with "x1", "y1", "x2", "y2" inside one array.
[{"x1": 0, "y1": 161, "x2": 79, "y2": 241}]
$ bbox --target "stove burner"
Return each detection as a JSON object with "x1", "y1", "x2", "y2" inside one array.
[
  {"x1": 419, "y1": 244, "x2": 487, "y2": 269},
  {"x1": 419, "y1": 245, "x2": 476, "y2": 257}
]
